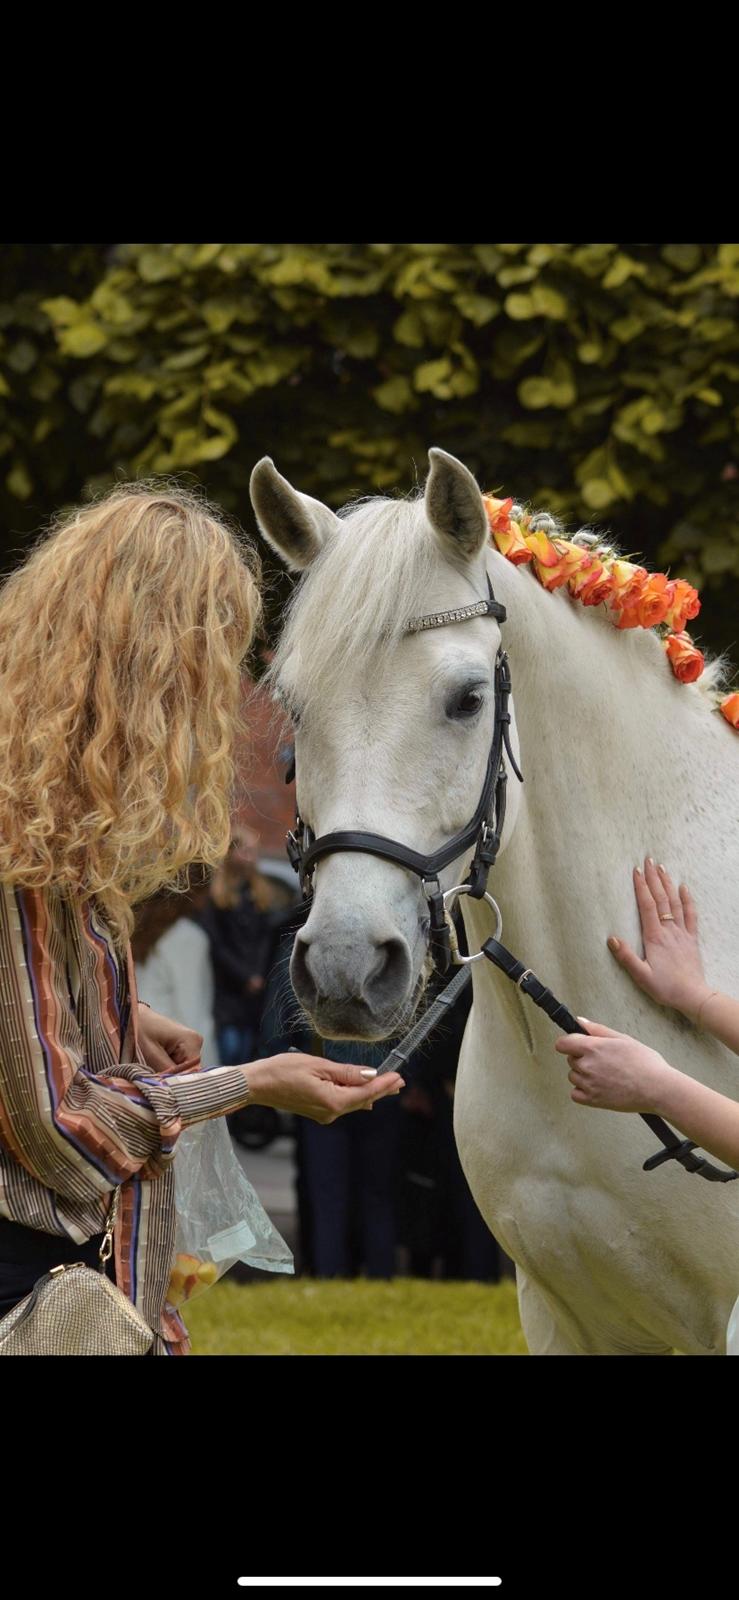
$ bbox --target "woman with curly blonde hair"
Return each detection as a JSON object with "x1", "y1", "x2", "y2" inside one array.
[{"x1": 0, "y1": 483, "x2": 403, "y2": 1355}]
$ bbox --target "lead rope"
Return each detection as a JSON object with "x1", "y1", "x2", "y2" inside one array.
[{"x1": 377, "y1": 925, "x2": 739, "y2": 1184}]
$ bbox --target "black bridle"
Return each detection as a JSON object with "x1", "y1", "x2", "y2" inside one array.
[
  {"x1": 286, "y1": 576, "x2": 522, "y2": 975},
  {"x1": 282, "y1": 569, "x2": 738, "y2": 1186}
]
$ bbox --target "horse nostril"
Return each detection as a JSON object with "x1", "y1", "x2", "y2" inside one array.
[
  {"x1": 364, "y1": 937, "x2": 411, "y2": 1005},
  {"x1": 291, "y1": 933, "x2": 313, "y2": 995}
]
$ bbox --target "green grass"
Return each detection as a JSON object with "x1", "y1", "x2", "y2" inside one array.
[{"x1": 185, "y1": 1276, "x2": 528, "y2": 1355}]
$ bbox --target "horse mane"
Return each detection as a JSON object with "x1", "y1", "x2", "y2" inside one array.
[{"x1": 269, "y1": 491, "x2": 731, "y2": 720}]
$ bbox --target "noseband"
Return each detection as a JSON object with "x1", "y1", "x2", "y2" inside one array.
[{"x1": 285, "y1": 574, "x2": 523, "y2": 974}]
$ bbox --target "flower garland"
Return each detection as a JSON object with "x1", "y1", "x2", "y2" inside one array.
[{"x1": 483, "y1": 495, "x2": 739, "y2": 731}]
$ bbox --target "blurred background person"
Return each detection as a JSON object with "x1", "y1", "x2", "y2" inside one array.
[
  {"x1": 298, "y1": 1038, "x2": 402, "y2": 1280},
  {"x1": 195, "y1": 822, "x2": 272, "y2": 1066},
  {"x1": 131, "y1": 865, "x2": 220, "y2": 1068}
]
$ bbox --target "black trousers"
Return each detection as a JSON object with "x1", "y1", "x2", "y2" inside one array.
[{"x1": 0, "y1": 1214, "x2": 117, "y2": 1320}]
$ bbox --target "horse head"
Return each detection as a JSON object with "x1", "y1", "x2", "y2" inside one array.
[{"x1": 250, "y1": 448, "x2": 523, "y2": 1040}]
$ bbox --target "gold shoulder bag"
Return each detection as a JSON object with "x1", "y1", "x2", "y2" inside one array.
[{"x1": 0, "y1": 1189, "x2": 154, "y2": 1356}]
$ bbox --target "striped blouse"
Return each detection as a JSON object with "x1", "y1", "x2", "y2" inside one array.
[{"x1": 0, "y1": 880, "x2": 253, "y2": 1354}]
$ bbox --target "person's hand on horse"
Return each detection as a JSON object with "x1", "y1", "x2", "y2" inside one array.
[
  {"x1": 607, "y1": 858, "x2": 711, "y2": 1021},
  {"x1": 555, "y1": 1019, "x2": 678, "y2": 1113},
  {"x1": 245, "y1": 1053, "x2": 404, "y2": 1124}
]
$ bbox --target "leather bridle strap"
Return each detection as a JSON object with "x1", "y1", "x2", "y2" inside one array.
[
  {"x1": 480, "y1": 935, "x2": 739, "y2": 1184},
  {"x1": 376, "y1": 931, "x2": 739, "y2": 1185}
]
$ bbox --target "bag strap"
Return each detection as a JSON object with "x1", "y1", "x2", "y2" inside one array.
[{"x1": 98, "y1": 1187, "x2": 120, "y2": 1272}]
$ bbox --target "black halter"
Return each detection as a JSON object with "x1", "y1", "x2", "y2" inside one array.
[{"x1": 285, "y1": 576, "x2": 522, "y2": 973}]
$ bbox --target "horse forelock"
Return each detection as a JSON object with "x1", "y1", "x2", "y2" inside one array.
[{"x1": 268, "y1": 492, "x2": 442, "y2": 712}]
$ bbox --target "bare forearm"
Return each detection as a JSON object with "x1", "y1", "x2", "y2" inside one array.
[
  {"x1": 654, "y1": 1066, "x2": 739, "y2": 1172},
  {"x1": 682, "y1": 988, "x2": 739, "y2": 1058}
]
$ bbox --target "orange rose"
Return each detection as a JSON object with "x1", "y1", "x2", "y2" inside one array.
[
  {"x1": 610, "y1": 560, "x2": 649, "y2": 607},
  {"x1": 525, "y1": 530, "x2": 559, "y2": 567},
  {"x1": 529, "y1": 538, "x2": 590, "y2": 592},
  {"x1": 664, "y1": 578, "x2": 701, "y2": 633},
  {"x1": 524, "y1": 535, "x2": 576, "y2": 590},
  {"x1": 664, "y1": 631, "x2": 705, "y2": 683},
  {"x1": 484, "y1": 495, "x2": 513, "y2": 535},
  {"x1": 495, "y1": 518, "x2": 533, "y2": 565},
  {"x1": 484, "y1": 497, "x2": 533, "y2": 564},
  {"x1": 635, "y1": 572, "x2": 671, "y2": 629},
  {"x1": 720, "y1": 693, "x2": 739, "y2": 728},
  {"x1": 580, "y1": 566, "x2": 616, "y2": 607},
  {"x1": 610, "y1": 563, "x2": 649, "y2": 627},
  {"x1": 568, "y1": 555, "x2": 611, "y2": 605}
]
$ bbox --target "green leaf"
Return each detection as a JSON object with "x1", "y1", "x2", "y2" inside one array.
[
  {"x1": 39, "y1": 296, "x2": 83, "y2": 327},
  {"x1": 414, "y1": 357, "x2": 452, "y2": 395},
  {"x1": 201, "y1": 404, "x2": 238, "y2": 453},
  {"x1": 530, "y1": 284, "x2": 568, "y2": 320},
  {"x1": 373, "y1": 375, "x2": 416, "y2": 413},
  {"x1": 201, "y1": 299, "x2": 239, "y2": 334},
  {"x1": 582, "y1": 478, "x2": 616, "y2": 509},
  {"x1": 6, "y1": 462, "x2": 33, "y2": 499},
  {"x1": 473, "y1": 245, "x2": 503, "y2": 272},
  {"x1": 527, "y1": 245, "x2": 557, "y2": 268},
  {"x1": 697, "y1": 319, "x2": 735, "y2": 341},
  {"x1": 453, "y1": 293, "x2": 500, "y2": 326},
  {"x1": 701, "y1": 543, "x2": 739, "y2": 575},
  {"x1": 611, "y1": 315, "x2": 645, "y2": 343},
  {"x1": 105, "y1": 372, "x2": 158, "y2": 401},
  {"x1": 393, "y1": 310, "x2": 425, "y2": 347},
  {"x1": 344, "y1": 328, "x2": 379, "y2": 359},
  {"x1": 90, "y1": 284, "x2": 136, "y2": 325},
  {"x1": 497, "y1": 266, "x2": 538, "y2": 288},
  {"x1": 137, "y1": 248, "x2": 184, "y2": 283},
  {"x1": 577, "y1": 341, "x2": 604, "y2": 363},
  {"x1": 607, "y1": 459, "x2": 632, "y2": 499},
  {"x1": 6, "y1": 339, "x2": 37, "y2": 373},
  {"x1": 602, "y1": 254, "x2": 646, "y2": 289},
  {"x1": 662, "y1": 244, "x2": 702, "y2": 272},
  {"x1": 504, "y1": 293, "x2": 537, "y2": 320},
  {"x1": 162, "y1": 344, "x2": 210, "y2": 370},
  {"x1": 59, "y1": 322, "x2": 108, "y2": 357},
  {"x1": 518, "y1": 377, "x2": 554, "y2": 409},
  {"x1": 190, "y1": 244, "x2": 225, "y2": 269}
]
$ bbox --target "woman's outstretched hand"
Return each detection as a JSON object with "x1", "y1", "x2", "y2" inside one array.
[
  {"x1": 607, "y1": 858, "x2": 710, "y2": 1021},
  {"x1": 244, "y1": 1053, "x2": 404, "y2": 1124}
]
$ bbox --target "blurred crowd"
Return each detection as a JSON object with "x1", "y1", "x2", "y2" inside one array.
[{"x1": 131, "y1": 824, "x2": 504, "y2": 1283}]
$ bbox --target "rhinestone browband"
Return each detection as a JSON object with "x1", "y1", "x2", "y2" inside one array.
[{"x1": 405, "y1": 597, "x2": 503, "y2": 634}]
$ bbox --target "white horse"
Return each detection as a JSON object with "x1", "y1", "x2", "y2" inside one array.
[{"x1": 250, "y1": 448, "x2": 739, "y2": 1355}]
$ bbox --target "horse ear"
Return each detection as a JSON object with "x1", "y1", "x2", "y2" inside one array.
[
  {"x1": 249, "y1": 458, "x2": 341, "y2": 571},
  {"x1": 425, "y1": 447, "x2": 489, "y2": 561}
]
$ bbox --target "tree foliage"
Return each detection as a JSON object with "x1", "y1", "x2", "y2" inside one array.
[{"x1": 1, "y1": 243, "x2": 737, "y2": 656}]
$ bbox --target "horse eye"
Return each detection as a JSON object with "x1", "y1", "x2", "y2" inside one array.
[{"x1": 446, "y1": 685, "x2": 485, "y2": 720}]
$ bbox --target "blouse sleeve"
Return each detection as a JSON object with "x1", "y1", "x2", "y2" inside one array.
[{"x1": 0, "y1": 883, "x2": 250, "y2": 1206}]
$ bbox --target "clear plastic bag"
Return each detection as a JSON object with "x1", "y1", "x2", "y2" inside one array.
[{"x1": 166, "y1": 1117, "x2": 294, "y2": 1310}]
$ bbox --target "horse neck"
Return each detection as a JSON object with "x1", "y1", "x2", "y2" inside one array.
[{"x1": 461, "y1": 551, "x2": 738, "y2": 1015}]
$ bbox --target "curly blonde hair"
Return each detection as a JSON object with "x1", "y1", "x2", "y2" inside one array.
[{"x1": 0, "y1": 481, "x2": 261, "y2": 953}]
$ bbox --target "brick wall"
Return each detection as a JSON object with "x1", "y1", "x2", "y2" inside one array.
[{"x1": 233, "y1": 676, "x2": 295, "y2": 857}]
